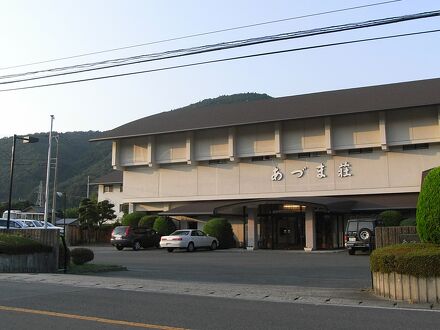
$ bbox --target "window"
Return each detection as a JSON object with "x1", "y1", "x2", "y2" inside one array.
[
  {"x1": 297, "y1": 152, "x2": 320, "y2": 158},
  {"x1": 251, "y1": 155, "x2": 274, "y2": 161},
  {"x1": 403, "y1": 143, "x2": 429, "y2": 151},
  {"x1": 119, "y1": 185, "x2": 123, "y2": 192},
  {"x1": 104, "y1": 185, "x2": 113, "y2": 193},
  {"x1": 209, "y1": 159, "x2": 227, "y2": 165},
  {"x1": 348, "y1": 148, "x2": 373, "y2": 154}
]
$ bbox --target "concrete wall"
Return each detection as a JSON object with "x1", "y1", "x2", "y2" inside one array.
[{"x1": 122, "y1": 145, "x2": 440, "y2": 203}]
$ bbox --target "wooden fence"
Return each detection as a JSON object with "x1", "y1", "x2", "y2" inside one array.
[
  {"x1": 66, "y1": 226, "x2": 113, "y2": 246},
  {"x1": 375, "y1": 226, "x2": 419, "y2": 249},
  {"x1": 0, "y1": 229, "x2": 60, "y2": 271}
]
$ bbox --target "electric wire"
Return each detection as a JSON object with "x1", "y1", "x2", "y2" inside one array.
[
  {"x1": 0, "y1": 0, "x2": 402, "y2": 70},
  {"x1": 1, "y1": 28, "x2": 438, "y2": 93},
  {"x1": 1, "y1": 9, "x2": 439, "y2": 85}
]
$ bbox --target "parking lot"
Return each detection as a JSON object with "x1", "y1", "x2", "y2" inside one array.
[{"x1": 90, "y1": 246, "x2": 372, "y2": 289}]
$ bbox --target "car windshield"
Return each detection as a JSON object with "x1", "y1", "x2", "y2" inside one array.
[
  {"x1": 33, "y1": 221, "x2": 43, "y2": 227},
  {"x1": 113, "y1": 227, "x2": 128, "y2": 235},
  {"x1": 170, "y1": 230, "x2": 190, "y2": 236}
]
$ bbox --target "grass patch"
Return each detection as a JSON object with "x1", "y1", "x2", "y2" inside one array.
[
  {"x1": 63, "y1": 263, "x2": 127, "y2": 274},
  {"x1": 370, "y1": 243, "x2": 440, "y2": 277},
  {"x1": 0, "y1": 233, "x2": 52, "y2": 255}
]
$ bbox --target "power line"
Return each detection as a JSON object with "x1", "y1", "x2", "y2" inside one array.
[
  {"x1": 1, "y1": 28, "x2": 437, "y2": 93},
  {"x1": 0, "y1": 0, "x2": 402, "y2": 71},
  {"x1": 2, "y1": 9, "x2": 439, "y2": 86}
]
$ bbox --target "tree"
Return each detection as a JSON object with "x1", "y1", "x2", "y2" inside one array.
[
  {"x1": 417, "y1": 167, "x2": 440, "y2": 243},
  {"x1": 65, "y1": 207, "x2": 79, "y2": 218},
  {"x1": 203, "y1": 218, "x2": 235, "y2": 249},
  {"x1": 78, "y1": 198, "x2": 99, "y2": 229},
  {"x1": 153, "y1": 217, "x2": 176, "y2": 236},
  {"x1": 97, "y1": 200, "x2": 116, "y2": 227}
]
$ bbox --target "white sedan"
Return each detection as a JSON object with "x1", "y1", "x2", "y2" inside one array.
[{"x1": 160, "y1": 229, "x2": 218, "y2": 252}]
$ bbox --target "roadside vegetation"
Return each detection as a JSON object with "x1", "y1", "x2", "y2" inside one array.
[
  {"x1": 370, "y1": 166, "x2": 440, "y2": 279},
  {"x1": 0, "y1": 233, "x2": 52, "y2": 254},
  {"x1": 204, "y1": 218, "x2": 235, "y2": 249}
]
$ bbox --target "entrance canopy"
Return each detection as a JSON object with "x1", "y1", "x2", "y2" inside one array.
[{"x1": 159, "y1": 193, "x2": 418, "y2": 217}]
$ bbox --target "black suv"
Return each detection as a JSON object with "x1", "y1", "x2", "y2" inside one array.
[
  {"x1": 344, "y1": 218, "x2": 382, "y2": 255},
  {"x1": 110, "y1": 226, "x2": 161, "y2": 251}
]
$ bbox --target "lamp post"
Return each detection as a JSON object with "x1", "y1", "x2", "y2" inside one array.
[
  {"x1": 56, "y1": 192, "x2": 67, "y2": 233},
  {"x1": 7, "y1": 134, "x2": 39, "y2": 230}
]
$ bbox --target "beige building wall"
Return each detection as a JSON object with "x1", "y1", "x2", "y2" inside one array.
[
  {"x1": 116, "y1": 107, "x2": 440, "y2": 205},
  {"x1": 97, "y1": 184, "x2": 125, "y2": 220}
]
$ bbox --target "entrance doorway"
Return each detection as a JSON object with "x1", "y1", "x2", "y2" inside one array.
[{"x1": 259, "y1": 212, "x2": 305, "y2": 250}]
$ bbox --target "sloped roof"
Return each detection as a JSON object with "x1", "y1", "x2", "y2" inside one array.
[
  {"x1": 90, "y1": 170, "x2": 123, "y2": 185},
  {"x1": 92, "y1": 78, "x2": 440, "y2": 141}
]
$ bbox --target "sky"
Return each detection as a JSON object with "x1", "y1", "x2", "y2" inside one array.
[{"x1": 0, "y1": 0, "x2": 439, "y2": 138}]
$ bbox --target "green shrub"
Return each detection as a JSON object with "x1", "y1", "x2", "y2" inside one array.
[
  {"x1": 153, "y1": 217, "x2": 176, "y2": 236},
  {"x1": 370, "y1": 243, "x2": 440, "y2": 277},
  {"x1": 203, "y1": 218, "x2": 235, "y2": 249},
  {"x1": 0, "y1": 234, "x2": 52, "y2": 255},
  {"x1": 400, "y1": 218, "x2": 417, "y2": 226},
  {"x1": 378, "y1": 210, "x2": 402, "y2": 227},
  {"x1": 121, "y1": 212, "x2": 144, "y2": 228},
  {"x1": 417, "y1": 167, "x2": 440, "y2": 243},
  {"x1": 139, "y1": 215, "x2": 157, "y2": 229},
  {"x1": 70, "y1": 248, "x2": 94, "y2": 265}
]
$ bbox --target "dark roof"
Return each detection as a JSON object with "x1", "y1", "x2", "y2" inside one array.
[
  {"x1": 90, "y1": 170, "x2": 123, "y2": 185},
  {"x1": 92, "y1": 78, "x2": 440, "y2": 141}
]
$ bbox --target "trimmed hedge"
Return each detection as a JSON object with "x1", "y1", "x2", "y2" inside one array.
[
  {"x1": 139, "y1": 215, "x2": 156, "y2": 229},
  {"x1": 417, "y1": 167, "x2": 440, "y2": 243},
  {"x1": 70, "y1": 248, "x2": 94, "y2": 265},
  {"x1": 203, "y1": 218, "x2": 235, "y2": 249},
  {"x1": 153, "y1": 217, "x2": 176, "y2": 236},
  {"x1": 378, "y1": 210, "x2": 402, "y2": 227},
  {"x1": 0, "y1": 234, "x2": 52, "y2": 255},
  {"x1": 370, "y1": 243, "x2": 440, "y2": 277},
  {"x1": 121, "y1": 212, "x2": 144, "y2": 228},
  {"x1": 400, "y1": 218, "x2": 416, "y2": 226}
]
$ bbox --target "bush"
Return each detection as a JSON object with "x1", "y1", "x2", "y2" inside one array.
[
  {"x1": 121, "y1": 212, "x2": 144, "y2": 228},
  {"x1": 203, "y1": 218, "x2": 235, "y2": 249},
  {"x1": 0, "y1": 234, "x2": 52, "y2": 254},
  {"x1": 370, "y1": 243, "x2": 440, "y2": 277},
  {"x1": 417, "y1": 167, "x2": 440, "y2": 243},
  {"x1": 153, "y1": 217, "x2": 176, "y2": 236},
  {"x1": 400, "y1": 218, "x2": 417, "y2": 226},
  {"x1": 378, "y1": 210, "x2": 402, "y2": 227},
  {"x1": 139, "y1": 215, "x2": 157, "y2": 229},
  {"x1": 70, "y1": 248, "x2": 94, "y2": 265}
]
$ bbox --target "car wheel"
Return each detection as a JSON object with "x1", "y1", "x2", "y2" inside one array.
[
  {"x1": 210, "y1": 241, "x2": 217, "y2": 250},
  {"x1": 348, "y1": 248, "x2": 355, "y2": 255},
  {"x1": 187, "y1": 242, "x2": 195, "y2": 252},
  {"x1": 132, "y1": 241, "x2": 141, "y2": 251},
  {"x1": 358, "y1": 228, "x2": 373, "y2": 242},
  {"x1": 116, "y1": 245, "x2": 123, "y2": 251},
  {"x1": 155, "y1": 243, "x2": 161, "y2": 249},
  {"x1": 167, "y1": 248, "x2": 174, "y2": 253}
]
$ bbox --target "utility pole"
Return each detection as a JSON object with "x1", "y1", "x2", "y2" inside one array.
[
  {"x1": 44, "y1": 115, "x2": 55, "y2": 228},
  {"x1": 87, "y1": 175, "x2": 90, "y2": 199},
  {"x1": 51, "y1": 135, "x2": 59, "y2": 224}
]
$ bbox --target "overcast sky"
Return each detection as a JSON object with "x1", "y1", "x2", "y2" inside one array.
[{"x1": 1, "y1": 0, "x2": 439, "y2": 138}]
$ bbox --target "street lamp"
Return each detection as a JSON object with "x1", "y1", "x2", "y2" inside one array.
[
  {"x1": 56, "y1": 192, "x2": 67, "y2": 233},
  {"x1": 7, "y1": 135, "x2": 39, "y2": 229}
]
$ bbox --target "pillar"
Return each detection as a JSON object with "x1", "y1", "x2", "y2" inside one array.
[
  {"x1": 304, "y1": 206, "x2": 316, "y2": 252},
  {"x1": 128, "y1": 203, "x2": 135, "y2": 214},
  {"x1": 247, "y1": 208, "x2": 259, "y2": 250}
]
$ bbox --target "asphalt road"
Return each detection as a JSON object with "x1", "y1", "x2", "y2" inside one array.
[
  {"x1": 90, "y1": 246, "x2": 371, "y2": 288},
  {"x1": 0, "y1": 281, "x2": 439, "y2": 330}
]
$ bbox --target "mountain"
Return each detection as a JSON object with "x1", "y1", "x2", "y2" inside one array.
[
  {"x1": 0, "y1": 93, "x2": 271, "y2": 209},
  {"x1": 0, "y1": 131, "x2": 111, "y2": 208}
]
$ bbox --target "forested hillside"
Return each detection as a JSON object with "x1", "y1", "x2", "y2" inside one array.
[{"x1": 0, "y1": 131, "x2": 111, "y2": 208}]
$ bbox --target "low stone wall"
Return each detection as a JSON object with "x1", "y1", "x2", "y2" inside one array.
[
  {"x1": 373, "y1": 272, "x2": 440, "y2": 303},
  {"x1": 0, "y1": 253, "x2": 56, "y2": 273}
]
